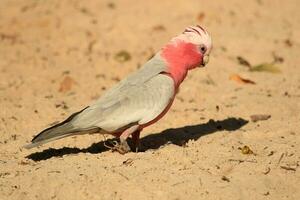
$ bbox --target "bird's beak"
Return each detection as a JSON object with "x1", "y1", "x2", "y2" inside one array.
[{"x1": 200, "y1": 55, "x2": 209, "y2": 67}]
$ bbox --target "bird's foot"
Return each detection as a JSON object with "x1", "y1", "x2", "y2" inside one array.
[{"x1": 105, "y1": 140, "x2": 131, "y2": 154}]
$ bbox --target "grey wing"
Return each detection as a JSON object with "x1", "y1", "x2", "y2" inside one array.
[
  {"x1": 71, "y1": 74, "x2": 175, "y2": 132},
  {"x1": 23, "y1": 54, "x2": 172, "y2": 149},
  {"x1": 95, "y1": 53, "x2": 167, "y2": 102}
]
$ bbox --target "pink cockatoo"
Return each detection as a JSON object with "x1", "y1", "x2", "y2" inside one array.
[{"x1": 24, "y1": 25, "x2": 212, "y2": 153}]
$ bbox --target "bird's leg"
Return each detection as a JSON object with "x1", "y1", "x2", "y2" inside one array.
[
  {"x1": 112, "y1": 125, "x2": 139, "y2": 154},
  {"x1": 131, "y1": 130, "x2": 141, "y2": 152}
]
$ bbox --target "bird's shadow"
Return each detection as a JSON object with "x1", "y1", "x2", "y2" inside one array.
[{"x1": 26, "y1": 117, "x2": 248, "y2": 161}]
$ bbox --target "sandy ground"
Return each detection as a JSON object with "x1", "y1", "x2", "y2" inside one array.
[{"x1": 0, "y1": 0, "x2": 300, "y2": 199}]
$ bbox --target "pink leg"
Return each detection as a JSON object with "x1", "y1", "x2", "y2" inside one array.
[
  {"x1": 131, "y1": 130, "x2": 141, "y2": 152},
  {"x1": 112, "y1": 125, "x2": 139, "y2": 154}
]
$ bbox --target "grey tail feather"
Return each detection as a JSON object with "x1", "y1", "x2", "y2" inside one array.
[{"x1": 23, "y1": 106, "x2": 100, "y2": 149}]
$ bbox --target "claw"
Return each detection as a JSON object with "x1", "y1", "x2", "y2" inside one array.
[
  {"x1": 104, "y1": 139, "x2": 131, "y2": 154},
  {"x1": 113, "y1": 140, "x2": 131, "y2": 154},
  {"x1": 112, "y1": 140, "x2": 119, "y2": 146}
]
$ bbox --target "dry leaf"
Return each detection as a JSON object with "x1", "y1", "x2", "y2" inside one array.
[
  {"x1": 237, "y1": 56, "x2": 251, "y2": 68},
  {"x1": 221, "y1": 176, "x2": 230, "y2": 182},
  {"x1": 236, "y1": 56, "x2": 282, "y2": 73},
  {"x1": 122, "y1": 158, "x2": 134, "y2": 166},
  {"x1": 59, "y1": 76, "x2": 75, "y2": 93},
  {"x1": 284, "y1": 39, "x2": 293, "y2": 47},
  {"x1": 250, "y1": 63, "x2": 281, "y2": 73},
  {"x1": 114, "y1": 50, "x2": 131, "y2": 63},
  {"x1": 250, "y1": 114, "x2": 271, "y2": 122},
  {"x1": 197, "y1": 12, "x2": 205, "y2": 22},
  {"x1": 152, "y1": 25, "x2": 166, "y2": 31},
  {"x1": 19, "y1": 160, "x2": 30, "y2": 165},
  {"x1": 107, "y1": 2, "x2": 116, "y2": 9},
  {"x1": 229, "y1": 74, "x2": 255, "y2": 84}
]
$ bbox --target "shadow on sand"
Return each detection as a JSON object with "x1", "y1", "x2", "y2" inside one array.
[{"x1": 26, "y1": 117, "x2": 248, "y2": 161}]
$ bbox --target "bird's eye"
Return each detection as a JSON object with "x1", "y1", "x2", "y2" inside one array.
[{"x1": 199, "y1": 45, "x2": 207, "y2": 54}]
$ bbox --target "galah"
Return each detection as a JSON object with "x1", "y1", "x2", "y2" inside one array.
[{"x1": 24, "y1": 25, "x2": 212, "y2": 153}]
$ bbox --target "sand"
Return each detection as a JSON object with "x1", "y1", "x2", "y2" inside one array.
[{"x1": 0, "y1": 0, "x2": 299, "y2": 199}]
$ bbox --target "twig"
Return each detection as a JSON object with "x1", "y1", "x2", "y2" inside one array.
[
  {"x1": 280, "y1": 166, "x2": 296, "y2": 171},
  {"x1": 48, "y1": 170, "x2": 61, "y2": 174},
  {"x1": 172, "y1": 181, "x2": 185, "y2": 186},
  {"x1": 221, "y1": 176, "x2": 230, "y2": 182},
  {"x1": 276, "y1": 153, "x2": 284, "y2": 167},
  {"x1": 116, "y1": 171, "x2": 129, "y2": 180},
  {"x1": 228, "y1": 159, "x2": 257, "y2": 163}
]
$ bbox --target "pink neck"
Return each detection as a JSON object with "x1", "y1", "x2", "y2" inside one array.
[{"x1": 160, "y1": 40, "x2": 202, "y2": 87}]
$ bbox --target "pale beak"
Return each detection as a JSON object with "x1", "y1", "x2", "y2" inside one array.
[{"x1": 201, "y1": 55, "x2": 209, "y2": 67}]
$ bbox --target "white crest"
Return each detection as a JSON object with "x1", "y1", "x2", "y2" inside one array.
[{"x1": 172, "y1": 25, "x2": 212, "y2": 55}]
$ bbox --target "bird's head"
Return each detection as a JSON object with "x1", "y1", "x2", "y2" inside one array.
[{"x1": 161, "y1": 25, "x2": 212, "y2": 70}]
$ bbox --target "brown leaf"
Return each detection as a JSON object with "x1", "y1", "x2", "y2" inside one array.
[
  {"x1": 114, "y1": 50, "x2": 131, "y2": 63},
  {"x1": 197, "y1": 12, "x2": 206, "y2": 22},
  {"x1": 122, "y1": 158, "x2": 134, "y2": 166},
  {"x1": 221, "y1": 176, "x2": 230, "y2": 182},
  {"x1": 229, "y1": 74, "x2": 255, "y2": 84},
  {"x1": 19, "y1": 160, "x2": 30, "y2": 165},
  {"x1": 107, "y1": 2, "x2": 116, "y2": 9},
  {"x1": 237, "y1": 56, "x2": 251, "y2": 68},
  {"x1": 284, "y1": 39, "x2": 293, "y2": 47},
  {"x1": 152, "y1": 25, "x2": 166, "y2": 31},
  {"x1": 250, "y1": 114, "x2": 271, "y2": 122},
  {"x1": 59, "y1": 76, "x2": 75, "y2": 93}
]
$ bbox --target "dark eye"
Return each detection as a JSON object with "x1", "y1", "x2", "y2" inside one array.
[{"x1": 199, "y1": 45, "x2": 207, "y2": 53}]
